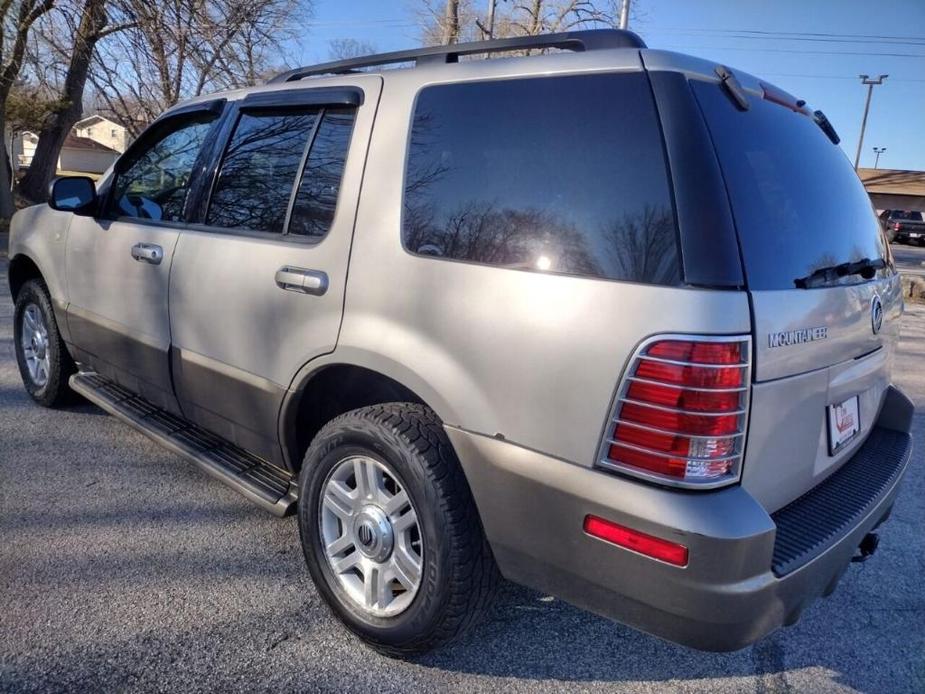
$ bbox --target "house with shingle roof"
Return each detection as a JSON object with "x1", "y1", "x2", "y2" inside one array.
[
  {"x1": 73, "y1": 114, "x2": 129, "y2": 154},
  {"x1": 13, "y1": 122, "x2": 122, "y2": 176}
]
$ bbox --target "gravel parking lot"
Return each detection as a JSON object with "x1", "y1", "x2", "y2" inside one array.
[{"x1": 1, "y1": 250, "x2": 923, "y2": 693}]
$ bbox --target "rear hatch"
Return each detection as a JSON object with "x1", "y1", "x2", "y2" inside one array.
[{"x1": 691, "y1": 77, "x2": 902, "y2": 512}]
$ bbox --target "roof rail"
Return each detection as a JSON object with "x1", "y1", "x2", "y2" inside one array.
[{"x1": 269, "y1": 29, "x2": 647, "y2": 84}]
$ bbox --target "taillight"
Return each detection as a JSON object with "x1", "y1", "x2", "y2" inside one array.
[
  {"x1": 597, "y1": 336, "x2": 750, "y2": 489},
  {"x1": 893, "y1": 222, "x2": 901, "y2": 230}
]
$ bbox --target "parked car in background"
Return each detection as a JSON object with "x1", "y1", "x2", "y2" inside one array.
[
  {"x1": 880, "y1": 209, "x2": 925, "y2": 244},
  {"x1": 7, "y1": 29, "x2": 914, "y2": 658}
]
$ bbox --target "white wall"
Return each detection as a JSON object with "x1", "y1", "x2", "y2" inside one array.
[
  {"x1": 58, "y1": 148, "x2": 118, "y2": 174},
  {"x1": 75, "y1": 120, "x2": 129, "y2": 153}
]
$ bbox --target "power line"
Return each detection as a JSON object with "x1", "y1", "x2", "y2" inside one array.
[
  {"x1": 658, "y1": 43, "x2": 925, "y2": 59},
  {"x1": 655, "y1": 27, "x2": 925, "y2": 43},
  {"x1": 758, "y1": 72, "x2": 925, "y2": 83},
  {"x1": 662, "y1": 33, "x2": 925, "y2": 47}
]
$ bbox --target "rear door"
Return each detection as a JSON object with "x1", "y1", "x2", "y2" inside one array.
[
  {"x1": 167, "y1": 77, "x2": 380, "y2": 466},
  {"x1": 691, "y1": 78, "x2": 902, "y2": 512}
]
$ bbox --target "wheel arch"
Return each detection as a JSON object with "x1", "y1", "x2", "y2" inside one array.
[
  {"x1": 281, "y1": 361, "x2": 437, "y2": 474},
  {"x1": 8, "y1": 253, "x2": 45, "y2": 301}
]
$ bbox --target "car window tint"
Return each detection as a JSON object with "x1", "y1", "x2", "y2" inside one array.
[
  {"x1": 402, "y1": 72, "x2": 681, "y2": 285},
  {"x1": 693, "y1": 81, "x2": 889, "y2": 290},
  {"x1": 207, "y1": 110, "x2": 319, "y2": 233},
  {"x1": 289, "y1": 108, "x2": 355, "y2": 240},
  {"x1": 109, "y1": 116, "x2": 216, "y2": 222}
]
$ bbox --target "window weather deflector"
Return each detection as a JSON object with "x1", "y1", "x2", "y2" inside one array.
[
  {"x1": 813, "y1": 110, "x2": 841, "y2": 144},
  {"x1": 794, "y1": 257, "x2": 885, "y2": 289},
  {"x1": 715, "y1": 65, "x2": 749, "y2": 110},
  {"x1": 241, "y1": 88, "x2": 362, "y2": 109},
  {"x1": 155, "y1": 98, "x2": 226, "y2": 124}
]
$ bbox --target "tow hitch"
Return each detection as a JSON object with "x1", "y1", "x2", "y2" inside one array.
[{"x1": 851, "y1": 532, "x2": 880, "y2": 563}]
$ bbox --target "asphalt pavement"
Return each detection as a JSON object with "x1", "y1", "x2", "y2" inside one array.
[
  {"x1": 1, "y1": 251, "x2": 923, "y2": 693},
  {"x1": 892, "y1": 242, "x2": 925, "y2": 278}
]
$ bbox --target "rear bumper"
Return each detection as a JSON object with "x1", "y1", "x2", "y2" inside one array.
[{"x1": 449, "y1": 386, "x2": 914, "y2": 652}]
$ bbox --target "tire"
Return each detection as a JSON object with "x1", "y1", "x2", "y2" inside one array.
[
  {"x1": 13, "y1": 279, "x2": 76, "y2": 407},
  {"x1": 298, "y1": 403, "x2": 499, "y2": 657}
]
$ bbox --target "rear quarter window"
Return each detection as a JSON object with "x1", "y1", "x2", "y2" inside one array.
[{"x1": 402, "y1": 72, "x2": 681, "y2": 285}]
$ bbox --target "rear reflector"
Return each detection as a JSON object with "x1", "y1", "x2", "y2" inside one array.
[
  {"x1": 598, "y1": 335, "x2": 751, "y2": 488},
  {"x1": 584, "y1": 515, "x2": 688, "y2": 567}
]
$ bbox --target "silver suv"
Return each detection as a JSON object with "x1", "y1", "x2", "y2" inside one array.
[{"x1": 8, "y1": 30, "x2": 914, "y2": 656}]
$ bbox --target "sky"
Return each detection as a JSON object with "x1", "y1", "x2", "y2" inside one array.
[{"x1": 293, "y1": 0, "x2": 925, "y2": 171}]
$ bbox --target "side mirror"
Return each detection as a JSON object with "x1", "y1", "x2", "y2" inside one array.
[{"x1": 47, "y1": 176, "x2": 97, "y2": 215}]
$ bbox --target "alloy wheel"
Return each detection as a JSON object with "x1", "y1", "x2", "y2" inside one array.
[
  {"x1": 319, "y1": 455, "x2": 423, "y2": 618},
  {"x1": 20, "y1": 303, "x2": 50, "y2": 388}
]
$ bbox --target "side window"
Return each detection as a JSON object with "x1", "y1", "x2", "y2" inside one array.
[
  {"x1": 206, "y1": 107, "x2": 354, "y2": 238},
  {"x1": 107, "y1": 115, "x2": 216, "y2": 222},
  {"x1": 207, "y1": 110, "x2": 318, "y2": 233},
  {"x1": 402, "y1": 73, "x2": 681, "y2": 285},
  {"x1": 288, "y1": 108, "x2": 355, "y2": 239}
]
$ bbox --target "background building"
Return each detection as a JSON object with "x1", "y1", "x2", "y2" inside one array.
[{"x1": 8, "y1": 114, "x2": 127, "y2": 177}]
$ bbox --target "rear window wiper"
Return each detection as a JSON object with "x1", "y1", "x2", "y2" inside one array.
[
  {"x1": 794, "y1": 257, "x2": 886, "y2": 289},
  {"x1": 812, "y1": 110, "x2": 840, "y2": 144}
]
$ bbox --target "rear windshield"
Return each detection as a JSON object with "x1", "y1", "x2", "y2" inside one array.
[
  {"x1": 402, "y1": 72, "x2": 681, "y2": 286},
  {"x1": 891, "y1": 210, "x2": 923, "y2": 221},
  {"x1": 692, "y1": 80, "x2": 889, "y2": 291}
]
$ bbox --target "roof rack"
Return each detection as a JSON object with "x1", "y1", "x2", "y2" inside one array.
[{"x1": 269, "y1": 29, "x2": 647, "y2": 84}]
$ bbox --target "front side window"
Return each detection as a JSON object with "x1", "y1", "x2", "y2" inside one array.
[
  {"x1": 402, "y1": 72, "x2": 681, "y2": 285},
  {"x1": 108, "y1": 115, "x2": 216, "y2": 222}
]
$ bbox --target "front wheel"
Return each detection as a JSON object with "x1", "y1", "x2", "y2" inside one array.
[
  {"x1": 13, "y1": 279, "x2": 76, "y2": 407},
  {"x1": 298, "y1": 403, "x2": 499, "y2": 657}
]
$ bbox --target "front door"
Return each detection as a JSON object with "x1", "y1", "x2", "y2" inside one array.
[
  {"x1": 65, "y1": 106, "x2": 224, "y2": 413},
  {"x1": 168, "y1": 76, "x2": 382, "y2": 465}
]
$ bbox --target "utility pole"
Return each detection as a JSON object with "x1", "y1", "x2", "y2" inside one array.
[
  {"x1": 476, "y1": 0, "x2": 496, "y2": 41},
  {"x1": 854, "y1": 74, "x2": 888, "y2": 170},
  {"x1": 619, "y1": 0, "x2": 631, "y2": 30},
  {"x1": 873, "y1": 147, "x2": 886, "y2": 169},
  {"x1": 442, "y1": 0, "x2": 460, "y2": 45}
]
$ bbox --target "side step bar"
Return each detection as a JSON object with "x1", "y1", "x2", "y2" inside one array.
[{"x1": 70, "y1": 372, "x2": 298, "y2": 517}]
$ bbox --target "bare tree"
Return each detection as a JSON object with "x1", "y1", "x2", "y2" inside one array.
[
  {"x1": 89, "y1": 0, "x2": 311, "y2": 137},
  {"x1": 417, "y1": 0, "x2": 478, "y2": 45},
  {"x1": 0, "y1": 0, "x2": 56, "y2": 219},
  {"x1": 328, "y1": 38, "x2": 376, "y2": 61},
  {"x1": 417, "y1": 0, "x2": 635, "y2": 46},
  {"x1": 19, "y1": 0, "x2": 129, "y2": 202}
]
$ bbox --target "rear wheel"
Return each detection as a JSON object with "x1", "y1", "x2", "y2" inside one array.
[
  {"x1": 13, "y1": 279, "x2": 75, "y2": 407},
  {"x1": 298, "y1": 403, "x2": 499, "y2": 657}
]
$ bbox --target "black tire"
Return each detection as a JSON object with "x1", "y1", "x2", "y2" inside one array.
[
  {"x1": 13, "y1": 279, "x2": 76, "y2": 407},
  {"x1": 298, "y1": 403, "x2": 499, "y2": 657}
]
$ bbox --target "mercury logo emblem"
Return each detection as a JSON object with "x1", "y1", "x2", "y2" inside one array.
[
  {"x1": 871, "y1": 295, "x2": 883, "y2": 335},
  {"x1": 357, "y1": 523, "x2": 375, "y2": 548}
]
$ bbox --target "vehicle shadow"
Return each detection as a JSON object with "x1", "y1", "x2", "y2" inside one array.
[{"x1": 411, "y1": 578, "x2": 903, "y2": 691}]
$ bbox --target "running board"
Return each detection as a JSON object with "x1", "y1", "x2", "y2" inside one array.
[{"x1": 70, "y1": 372, "x2": 297, "y2": 517}]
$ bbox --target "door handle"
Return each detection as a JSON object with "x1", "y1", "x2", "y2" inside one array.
[
  {"x1": 131, "y1": 242, "x2": 164, "y2": 265},
  {"x1": 275, "y1": 266, "x2": 328, "y2": 296}
]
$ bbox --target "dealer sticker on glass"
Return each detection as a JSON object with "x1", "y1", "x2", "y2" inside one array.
[{"x1": 828, "y1": 395, "x2": 860, "y2": 455}]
